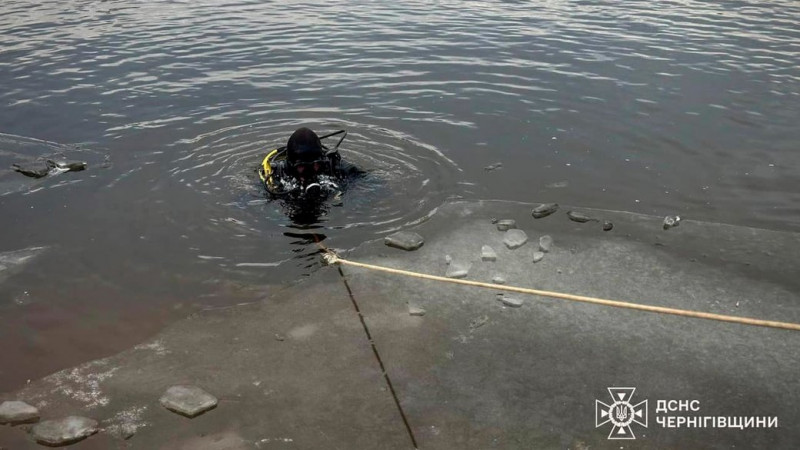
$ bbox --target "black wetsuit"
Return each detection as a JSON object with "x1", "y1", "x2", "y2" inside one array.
[{"x1": 266, "y1": 128, "x2": 362, "y2": 199}]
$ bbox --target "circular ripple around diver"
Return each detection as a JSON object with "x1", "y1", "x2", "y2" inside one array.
[{"x1": 167, "y1": 117, "x2": 462, "y2": 243}]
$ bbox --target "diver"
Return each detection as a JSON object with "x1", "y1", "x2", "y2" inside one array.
[{"x1": 259, "y1": 127, "x2": 360, "y2": 200}]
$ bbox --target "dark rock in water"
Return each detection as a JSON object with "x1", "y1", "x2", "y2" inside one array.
[
  {"x1": 532, "y1": 203, "x2": 559, "y2": 219},
  {"x1": 11, "y1": 161, "x2": 53, "y2": 178},
  {"x1": 663, "y1": 216, "x2": 681, "y2": 230},
  {"x1": 31, "y1": 416, "x2": 98, "y2": 446},
  {"x1": 496, "y1": 219, "x2": 516, "y2": 231},
  {"x1": 567, "y1": 211, "x2": 599, "y2": 223},
  {"x1": 384, "y1": 231, "x2": 425, "y2": 251},
  {"x1": 48, "y1": 159, "x2": 87, "y2": 172},
  {"x1": 603, "y1": 221, "x2": 614, "y2": 231},
  {"x1": 160, "y1": 385, "x2": 218, "y2": 418},
  {"x1": 0, "y1": 400, "x2": 39, "y2": 424},
  {"x1": 12, "y1": 159, "x2": 86, "y2": 178},
  {"x1": 1, "y1": 133, "x2": 108, "y2": 196}
]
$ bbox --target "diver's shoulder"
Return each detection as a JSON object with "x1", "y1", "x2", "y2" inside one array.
[{"x1": 335, "y1": 160, "x2": 365, "y2": 177}]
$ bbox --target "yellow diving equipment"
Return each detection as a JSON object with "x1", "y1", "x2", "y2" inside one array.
[{"x1": 258, "y1": 148, "x2": 281, "y2": 193}]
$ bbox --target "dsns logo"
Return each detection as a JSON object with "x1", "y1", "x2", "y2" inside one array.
[{"x1": 595, "y1": 387, "x2": 648, "y2": 439}]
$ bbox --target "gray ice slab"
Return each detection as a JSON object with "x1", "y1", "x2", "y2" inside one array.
[{"x1": 341, "y1": 200, "x2": 800, "y2": 449}]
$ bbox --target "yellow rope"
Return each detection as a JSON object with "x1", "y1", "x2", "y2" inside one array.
[{"x1": 322, "y1": 252, "x2": 800, "y2": 332}]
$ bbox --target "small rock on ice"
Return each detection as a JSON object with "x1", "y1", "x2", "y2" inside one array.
[
  {"x1": 539, "y1": 235, "x2": 553, "y2": 252},
  {"x1": 31, "y1": 416, "x2": 98, "y2": 446},
  {"x1": 159, "y1": 385, "x2": 218, "y2": 418},
  {"x1": 384, "y1": 231, "x2": 425, "y2": 251},
  {"x1": 497, "y1": 296, "x2": 523, "y2": 307},
  {"x1": 0, "y1": 400, "x2": 39, "y2": 424},
  {"x1": 663, "y1": 216, "x2": 681, "y2": 230},
  {"x1": 495, "y1": 219, "x2": 517, "y2": 231},
  {"x1": 503, "y1": 229, "x2": 528, "y2": 249},
  {"x1": 408, "y1": 304, "x2": 426, "y2": 316},
  {"x1": 446, "y1": 264, "x2": 470, "y2": 279}
]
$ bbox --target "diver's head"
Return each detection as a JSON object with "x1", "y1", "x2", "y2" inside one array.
[{"x1": 286, "y1": 127, "x2": 325, "y2": 183}]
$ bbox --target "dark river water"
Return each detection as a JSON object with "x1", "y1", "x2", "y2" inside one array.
[{"x1": 1, "y1": 0, "x2": 798, "y2": 391}]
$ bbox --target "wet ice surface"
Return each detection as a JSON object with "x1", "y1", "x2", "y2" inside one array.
[
  {"x1": 344, "y1": 200, "x2": 800, "y2": 447},
  {"x1": 40, "y1": 361, "x2": 118, "y2": 410},
  {"x1": 0, "y1": 201, "x2": 796, "y2": 448},
  {"x1": 104, "y1": 405, "x2": 149, "y2": 440}
]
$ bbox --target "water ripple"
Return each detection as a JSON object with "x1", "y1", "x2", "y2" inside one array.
[
  {"x1": 168, "y1": 118, "x2": 461, "y2": 236},
  {"x1": 1, "y1": 0, "x2": 799, "y2": 233}
]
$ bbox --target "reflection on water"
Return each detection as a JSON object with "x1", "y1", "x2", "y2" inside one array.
[
  {"x1": 283, "y1": 198, "x2": 332, "y2": 227},
  {"x1": 0, "y1": 0, "x2": 799, "y2": 390}
]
